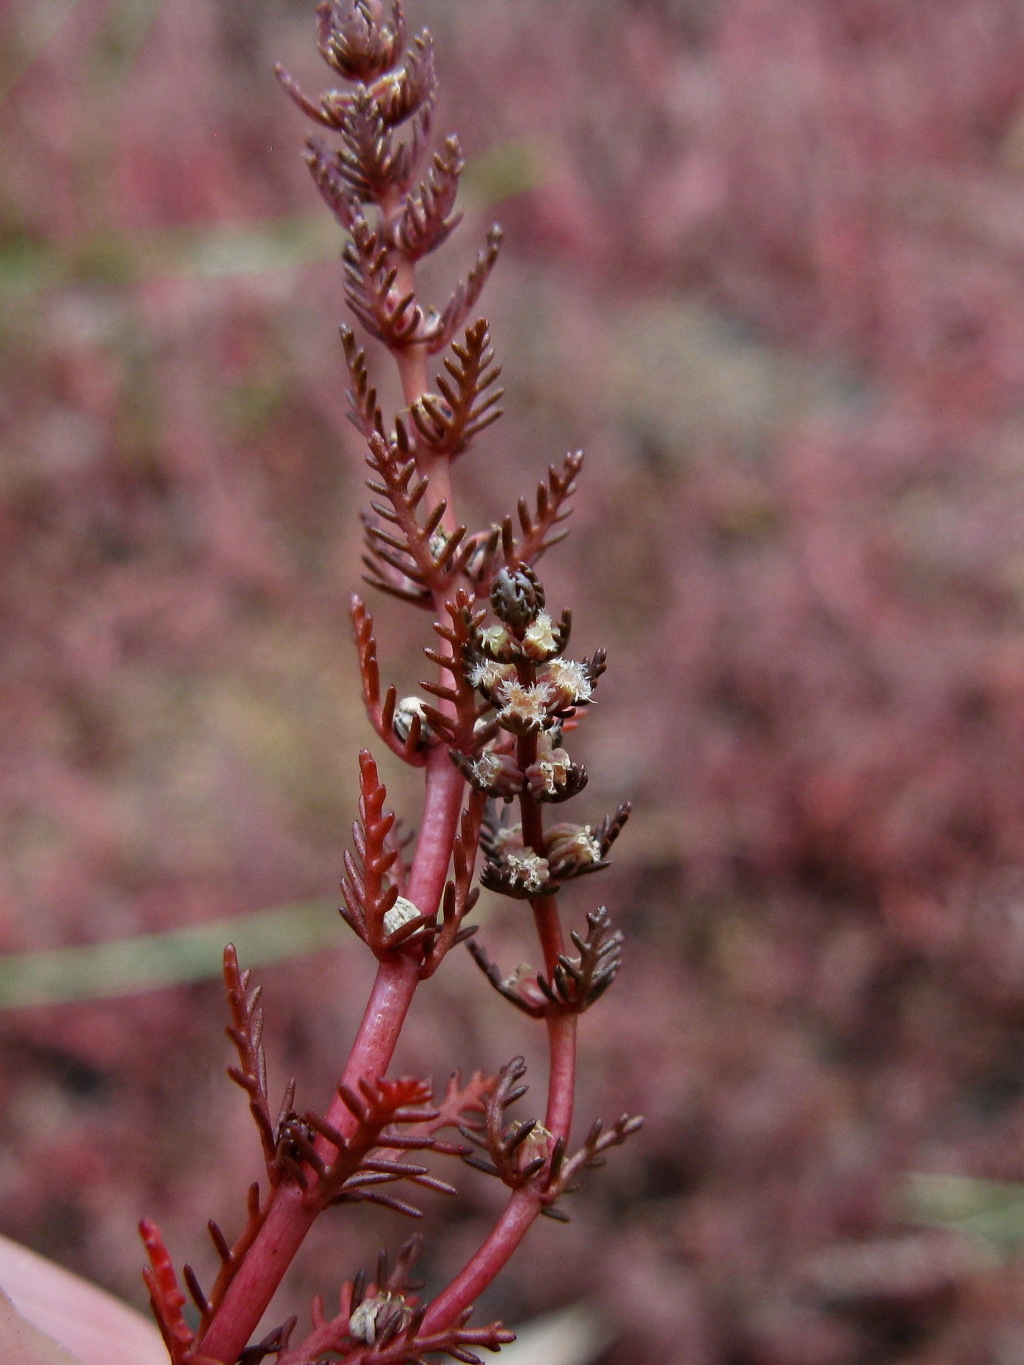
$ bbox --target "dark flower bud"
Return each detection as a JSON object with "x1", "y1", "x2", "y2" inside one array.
[
  {"x1": 491, "y1": 565, "x2": 545, "y2": 632},
  {"x1": 317, "y1": 0, "x2": 406, "y2": 82}
]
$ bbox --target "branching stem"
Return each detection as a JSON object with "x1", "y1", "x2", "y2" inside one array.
[
  {"x1": 196, "y1": 745, "x2": 459, "y2": 1362},
  {"x1": 146, "y1": 7, "x2": 633, "y2": 1360}
]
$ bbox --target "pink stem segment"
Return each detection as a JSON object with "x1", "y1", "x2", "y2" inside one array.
[
  {"x1": 412, "y1": 1014, "x2": 577, "y2": 1344},
  {"x1": 419, "y1": 1190, "x2": 540, "y2": 1336},
  {"x1": 196, "y1": 742, "x2": 463, "y2": 1361},
  {"x1": 406, "y1": 745, "x2": 464, "y2": 914},
  {"x1": 544, "y1": 1012, "x2": 577, "y2": 1141},
  {"x1": 196, "y1": 956, "x2": 421, "y2": 1365}
]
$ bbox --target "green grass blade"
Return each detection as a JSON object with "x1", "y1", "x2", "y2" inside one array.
[
  {"x1": 0, "y1": 900, "x2": 339, "y2": 1009},
  {"x1": 903, "y1": 1172, "x2": 1024, "y2": 1248}
]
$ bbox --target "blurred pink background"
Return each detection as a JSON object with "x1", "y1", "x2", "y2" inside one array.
[{"x1": 6, "y1": 2, "x2": 1024, "y2": 1361}]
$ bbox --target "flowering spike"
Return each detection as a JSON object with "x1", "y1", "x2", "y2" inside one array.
[{"x1": 144, "y1": 6, "x2": 637, "y2": 1361}]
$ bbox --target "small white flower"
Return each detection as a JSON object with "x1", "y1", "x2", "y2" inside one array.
[
  {"x1": 567, "y1": 825, "x2": 603, "y2": 864},
  {"x1": 502, "y1": 961, "x2": 535, "y2": 992},
  {"x1": 495, "y1": 678, "x2": 553, "y2": 731},
  {"x1": 504, "y1": 848, "x2": 550, "y2": 892},
  {"x1": 478, "y1": 623, "x2": 512, "y2": 656},
  {"x1": 349, "y1": 1292, "x2": 410, "y2": 1345},
  {"x1": 472, "y1": 752, "x2": 521, "y2": 796},
  {"x1": 548, "y1": 824, "x2": 603, "y2": 872},
  {"x1": 522, "y1": 611, "x2": 558, "y2": 660},
  {"x1": 544, "y1": 657, "x2": 593, "y2": 706},
  {"x1": 531, "y1": 745, "x2": 573, "y2": 796},
  {"x1": 475, "y1": 752, "x2": 506, "y2": 784},
  {"x1": 393, "y1": 695, "x2": 428, "y2": 744},
  {"x1": 516, "y1": 1122, "x2": 553, "y2": 1172},
  {"x1": 467, "y1": 659, "x2": 516, "y2": 693}
]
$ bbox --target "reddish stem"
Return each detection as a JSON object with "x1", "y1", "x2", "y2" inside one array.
[
  {"x1": 195, "y1": 1186, "x2": 314, "y2": 1365},
  {"x1": 380, "y1": 185, "x2": 428, "y2": 407},
  {"x1": 517, "y1": 723, "x2": 567, "y2": 974},
  {"x1": 397, "y1": 341, "x2": 430, "y2": 415},
  {"x1": 530, "y1": 893, "x2": 566, "y2": 979},
  {"x1": 316, "y1": 955, "x2": 422, "y2": 1151},
  {"x1": 544, "y1": 1011, "x2": 577, "y2": 1140},
  {"x1": 380, "y1": 188, "x2": 457, "y2": 529},
  {"x1": 416, "y1": 774, "x2": 579, "y2": 1343},
  {"x1": 196, "y1": 743, "x2": 462, "y2": 1362},
  {"x1": 406, "y1": 744, "x2": 465, "y2": 913},
  {"x1": 418, "y1": 1189, "x2": 540, "y2": 1336},
  {"x1": 413, "y1": 978, "x2": 577, "y2": 1343},
  {"x1": 195, "y1": 956, "x2": 420, "y2": 1365}
]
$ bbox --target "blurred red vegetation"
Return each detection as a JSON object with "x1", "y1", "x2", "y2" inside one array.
[{"x1": 6, "y1": 0, "x2": 1024, "y2": 1361}]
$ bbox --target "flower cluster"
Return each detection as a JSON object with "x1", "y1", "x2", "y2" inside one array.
[
  {"x1": 451, "y1": 565, "x2": 602, "y2": 803},
  {"x1": 445, "y1": 564, "x2": 627, "y2": 903},
  {"x1": 477, "y1": 809, "x2": 627, "y2": 901}
]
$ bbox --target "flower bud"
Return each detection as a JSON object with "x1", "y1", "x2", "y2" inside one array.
[
  {"x1": 491, "y1": 564, "x2": 545, "y2": 632},
  {"x1": 382, "y1": 895, "x2": 422, "y2": 938},
  {"x1": 317, "y1": 1, "x2": 405, "y2": 82},
  {"x1": 545, "y1": 823, "x2": 605, "y2": 879},
  {"x1": 392, "y1": 695, "x2": 430, "y2": 747},
  {"x1": 349, "y1": 1292, "x2": 412, "y2": 1346}
]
